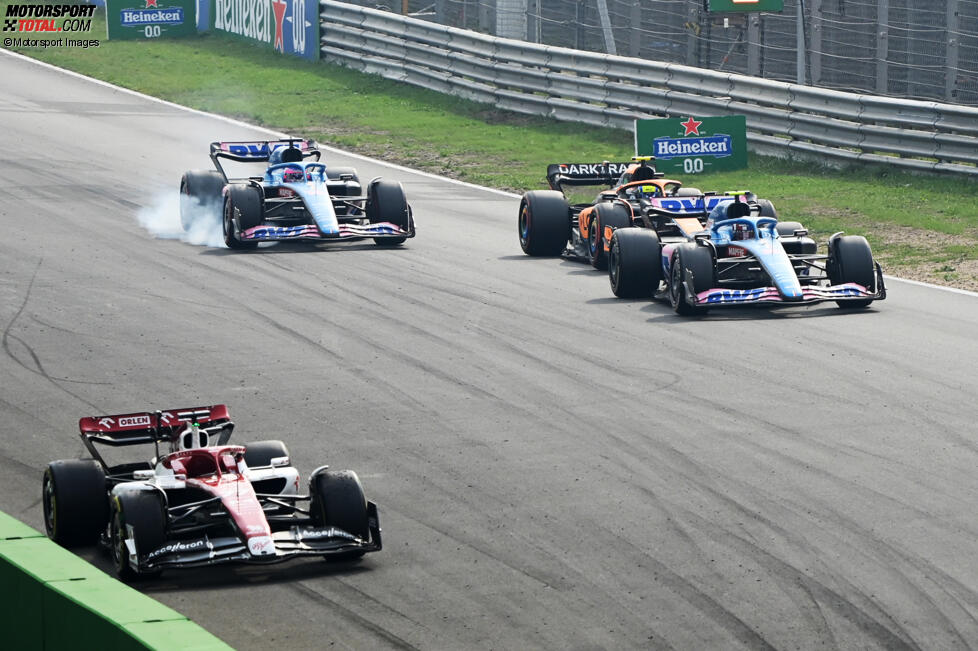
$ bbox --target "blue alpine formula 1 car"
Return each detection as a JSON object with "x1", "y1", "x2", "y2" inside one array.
[
  {"x1": 607, "y1": 193, "x2": 886, "y2": 315},
  {"x1": 179, "y1": 139, "x2": 415, "y2": 249}
]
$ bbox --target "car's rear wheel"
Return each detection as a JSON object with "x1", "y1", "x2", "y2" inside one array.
[
  {"x1": 243, "y1": 440, "x2": 291, "y2": 468},
  {"x1": 326, "y1": 167, "x2": 359, "y2": 184},
  {"x1": 669, "y1": 244, "x2": 714, "y2": 316},
  {"x1": 775, "y1": 221, "x2": 805, "y2": 237},
  {"x1": 223, "y1": 184, "x2": 262, "y2": 250},
  {"x1": 311, "y1": 469, "x2": 370, "y2": 561},
  {"x1": 519, "y1": 191, "x2": 569, "y2": 256},
  {"x1": 367, "y1": 180, "x2": 411, "y2": 245},
  {"x1": 609, "y1": 228, "x2": 661, "y2": 299},
  {"x1": 42, "y1": 460, "x2": 107, "y2": 547},
  {"x1": 828, "y1": 235, "x2": 876, "y2": 308},
  {"x1": 589, "y1": 202, "x2": 632, "y2": 270},
  {"x1": 111, "y1": 491, "x2": 166, "y2": 580},
  {"x1": 758, "y1": 199, "x2": 779, "y2": 219},
  {"x1": 180, "y1": 170, "x2": 225, "y2": 232}
]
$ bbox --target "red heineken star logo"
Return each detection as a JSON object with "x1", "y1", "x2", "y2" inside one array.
[
  {"x1": 272, "y1": 0, "x2": 287, "y2": 52},
  {"x1": 145, "y1": 0, "x2": 158, "y2": 7},
  {"x1": 680, "y1": 117, "x2": 703, "y2": 136}
]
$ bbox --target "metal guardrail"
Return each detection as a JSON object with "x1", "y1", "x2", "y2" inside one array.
[{"x1": 320, "y1": 1, "x2": 978, "y2": 176}]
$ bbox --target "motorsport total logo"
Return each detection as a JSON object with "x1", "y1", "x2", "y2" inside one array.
[
  {"x1": 107, "y1": 0, "x2": 196, "y2": 39},
  {"x1": 634, "y1": 115, "x2": 748, "y2": 175},
  {"x1": 4, "y1": 4, "x2": 95, "y2": 33}
]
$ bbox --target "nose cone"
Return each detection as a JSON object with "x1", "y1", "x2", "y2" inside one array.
[{"x1": 248, "y1": 535, "x2": 276, "y2": 556}]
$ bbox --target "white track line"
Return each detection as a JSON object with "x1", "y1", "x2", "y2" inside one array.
[{"x1": 3, "y1": 47, "x2": 974, "y2": 298}]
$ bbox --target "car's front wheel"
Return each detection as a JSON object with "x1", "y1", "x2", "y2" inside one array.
[
  {"x1": 669, "y1": 244, "x2": 714, "y2": 316},
  {"x1": 828, "y1": 235, "x2": 876, "y2": 309},
  {"x1": 223, "y1": 185, "x2": 262, "y2": 250},
  {"x1": 609, "y1": 228, "x2": 661, "y2": 299},
  {"x1": 111, "y1": 491, "x2": 166, "y2": 580},
  {"x1": 589, "y1": 202, "x2": 632, "y2": 270},
  {"x1": 367, "y1": 180, "x2": 411, "y2": 246},
  {"x1": 310, "y1": 469, "x2": 370, "y2": 561}
]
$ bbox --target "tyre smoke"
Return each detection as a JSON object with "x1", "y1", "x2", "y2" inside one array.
[{"x1": 136, "y1": 191, "x2": 226, "y2": 247}]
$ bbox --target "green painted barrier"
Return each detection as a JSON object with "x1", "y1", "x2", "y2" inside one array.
[{"x1": 0, "y1": 511, "x2": 232, "y2": 650}]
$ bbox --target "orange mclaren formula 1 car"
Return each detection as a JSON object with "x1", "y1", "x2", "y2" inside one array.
[{"x1": 517, "y1": 157, "x2": 748, "y2": 269}]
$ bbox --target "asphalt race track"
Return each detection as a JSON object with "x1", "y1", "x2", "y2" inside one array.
[{"x1": 3, "y1": 52, "x2": 978, "y2": 650}]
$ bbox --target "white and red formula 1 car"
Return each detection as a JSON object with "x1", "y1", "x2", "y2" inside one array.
[{"x1": 42, "y1": 404, "x2": 381, "y2": 578}]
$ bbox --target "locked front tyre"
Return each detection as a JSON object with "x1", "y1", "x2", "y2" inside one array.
[{"x1": 223, "y1": 184, "x2": 262, "y2": 250}]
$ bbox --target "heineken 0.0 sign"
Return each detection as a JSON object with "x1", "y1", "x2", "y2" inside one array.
[
  {"x1": 634, "y1": 115, "x2": 748, "y2": 175},
  {"x1": 708, "y1": 0, "x2": 784, "y2": 12},
  {"x1": 107, "y1": 0, "x2": 197, "y2": 39}
]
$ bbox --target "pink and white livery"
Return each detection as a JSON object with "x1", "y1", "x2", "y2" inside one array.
[{"x1": 42, "y1": 404, "x2": 381, "y2": 578}]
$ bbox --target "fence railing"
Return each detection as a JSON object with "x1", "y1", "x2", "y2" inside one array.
[{"x1": 320, "y1": 1, "x2": 978, "y2": 176}]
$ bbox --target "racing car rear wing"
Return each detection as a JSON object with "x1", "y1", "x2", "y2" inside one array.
[
  {"x1": 79, "y1": 404, "x2": 233, "y2": 447},
  {"x1": 210, "y1": 139, "x2": 323, "y2": 182},
  {"x1": 209, "y1": 139, "x2": 318, "y2": 162},
  {"x1": 546, "y1": 159, "x2": 666, "y2": 193}
]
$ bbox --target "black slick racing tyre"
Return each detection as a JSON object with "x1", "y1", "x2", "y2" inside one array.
[
  {"x1": 326, "y1": 167, "x2": 359, "y2": 183},
  {"x1": 758, "y1": 199, "x2": 779, "y2": 219},
  {"x1": 609, "y1": 228, "x2": 661, "y2": 299},
  {"x1": 111, "y1": 491, "x2": 166, "y2": 580},
  {"x1": 311, "y1": 470, "x2": 370, "y2": 560},
  {"x1": 589, "y1": 202, "x2": 632, "y2": 270},
  {"x1": 223, "y1": 184, "x2": 262, "y2": 250},
  {"x1": 518, "y1": 191, "x2": 569, "y2": 256},
  {"x1": 828, "y1": 235, "x2": 876, "y2": 308},
  {"x1": 42, "y1": 460, "x2": 107, "y2": 547},
  {"x1": 180, "y1": 170, "x2": 225, "y2": 232},
  {"x1": 669, "y1": 244, "x2": 715, "y2": 316},
  {"x1": 776, "y1": 221, "x2": 805, "y2": 237},
  {"x1": 367, "y1": 180, "x2": 411, "y2": 246},
  {"x1": 243, "y1": 440, "x2": 291, "y2": 468}
]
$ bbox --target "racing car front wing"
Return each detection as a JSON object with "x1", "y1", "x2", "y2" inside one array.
[
  {"x1": 128, "y1": 503, "x2": 382, "y2": 572},
  {"x1": 240, "y1": 222, "x2": 413, "y2": 242},
  {"x1": 689, "y1": 264, "x2": 886, "y2": 307}
]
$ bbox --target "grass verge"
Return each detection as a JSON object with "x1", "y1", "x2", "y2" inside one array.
[{"x1": 4, "y1": 6, "x2": 978, "y2": 289}]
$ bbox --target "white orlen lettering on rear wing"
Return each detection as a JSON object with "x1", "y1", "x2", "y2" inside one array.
[{"x1": 79, "y1": 404, "x2": 232, "y2": 443}]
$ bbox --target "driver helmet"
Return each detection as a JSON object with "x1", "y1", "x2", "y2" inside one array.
[
  {"x1": 177, "y1": 422, "x2": 208, "y2": 451},
  {"x1": 626, "y1": 183, "x2": 661, "y2": 199},
  {"x1": 732, "y1": 223, "x2": 751, "y2": 241},
  {"x1": 282, "y1": 166, "x2": 304, "y2": 183}
]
